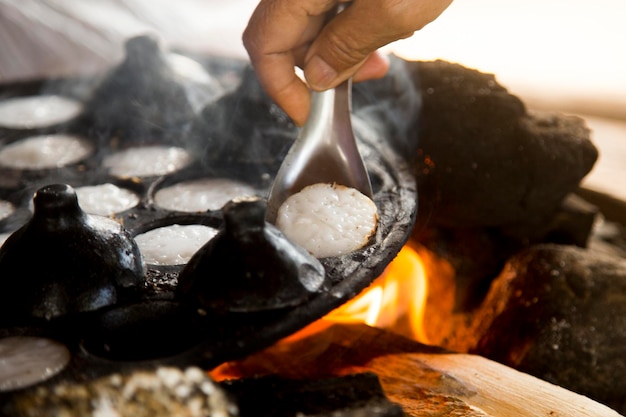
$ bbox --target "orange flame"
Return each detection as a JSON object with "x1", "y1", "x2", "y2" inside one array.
[
  {"x1": 210, "y1": 243, "x2": 430, "y2": 381},
  {"x1": 325, "y1": 244, "x2": 429, "y2": 343}
]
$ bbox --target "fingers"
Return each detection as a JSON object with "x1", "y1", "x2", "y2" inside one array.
[
  {"x1": 303, "y1": 0, "x2": 453, "y2": 89},
  {"x1": 243, "y1": 0, "x2": 336, "y2": 125},
  {"x1": 243, "y1": 0, "x2": 454, "y2": 124},
  {"x1": 243, "y1": 0, "x2": 333, "y2": 63},
  {"x1": 252, "y1": 53, "x2": 312, "y2": 127}
]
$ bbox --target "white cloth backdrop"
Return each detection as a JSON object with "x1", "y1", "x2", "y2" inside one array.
[{"x1": 0, "y1": 0, "x2": 256, "y2": 81}]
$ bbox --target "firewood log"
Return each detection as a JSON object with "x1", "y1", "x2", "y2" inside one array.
[{"x1": 212, "y1": 322, "x2": 623, "y2": 417}]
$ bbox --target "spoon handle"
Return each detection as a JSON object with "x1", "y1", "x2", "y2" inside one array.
[{"x1": 265, "y1": 2, "x2": 373, "y2": 223}]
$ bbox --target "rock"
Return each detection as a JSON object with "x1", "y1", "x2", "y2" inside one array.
[
  {"x1": 406, "y1": 60, "x2": 598, "y2": 240},
  {"x1": 469, "y1": 244, "x2": 626, "y2": 414}
]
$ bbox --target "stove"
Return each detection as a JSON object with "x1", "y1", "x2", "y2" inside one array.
[{"x1": 0, "y1": 35, "x2": 418, "y2": 402}]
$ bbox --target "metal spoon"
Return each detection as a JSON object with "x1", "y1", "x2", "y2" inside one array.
[{"x1": 266, "y1": 78, "x2": 373, "y2": 223}]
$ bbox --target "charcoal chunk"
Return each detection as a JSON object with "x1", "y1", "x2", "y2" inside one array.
[
  {"x1": 408, "y1": 60, "x2": 598, "y2": 239},
  {"x1": 470, "y1": 244, "x2": 626, "y2": 414},
  {"x1": 221, "y1": 373, "x2": 404, "y2": 417}
]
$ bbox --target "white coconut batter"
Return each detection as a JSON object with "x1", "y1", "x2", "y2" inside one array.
[
  {"x1": 0, "y1": 134, "x2": 94, "y2": 169},
  {"x1": 0, "y1": 95, "x2": 83, "y2": 129},
  {"x1": 103, "y1": 146, "x2": 192, "y2": 178},
  {"x1": 154, "y1": 178, "x2": 258, "y2": 212},
  {"x1": 75, "y1": 183, "x2": 140, "y2": 216},
  {"x1": 134, "y1": 224, "x2": 218, "y2": 265}
]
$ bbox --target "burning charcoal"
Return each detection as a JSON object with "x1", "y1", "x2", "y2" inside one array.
[
  {"x1": 413, "y1": 226, "x2": 517, "y2": 313},
  {"x1": 469, "y1": 244, "x2": 626, "y2": 414},
  {"x1": 84, "y1": 35, "x2": 217, "y2": 144},
  {"x1": 413, "y1": 194, "x2": 601, "y2": 315},
  {"x1": 0, "y1": 184, "x2": 145, "y2": 325},
  {"x1": 221, "y1": 373, "x2": 404, "y2": 417},
  {"x1": 177, "y1": 197, "x2": 327, "y2": 312},
  {"x1": 3, "y1": 366, "x2": 237, "y2": 417},
  {"x1": 408, "y1": 60, "x2": 598, "y2": 240}
]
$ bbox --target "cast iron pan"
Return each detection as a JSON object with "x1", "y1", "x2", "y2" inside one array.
[{"x1": 0, "y1": 37, "x2": 418, "y2": 390}]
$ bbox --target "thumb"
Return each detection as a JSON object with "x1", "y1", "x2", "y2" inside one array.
[{"x1": 302, "y1": 1, "x2": 414, "y2": 90}]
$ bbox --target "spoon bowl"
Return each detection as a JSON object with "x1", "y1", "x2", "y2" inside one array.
[{"x1": 266, "y1": 79, "x2": 373, "y2": 223}]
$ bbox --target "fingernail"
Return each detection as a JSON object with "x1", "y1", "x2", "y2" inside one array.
[{"x1": 304, "y1": 55, "x2": 338, "y2": 90}]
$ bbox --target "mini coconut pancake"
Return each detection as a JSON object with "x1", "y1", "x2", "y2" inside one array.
[
  {"x1": 276, "y1": 183, "x2": 378, "y2": 258},
  {"x1": 103, "y1": 145, "x2": 193, "y2": 178},
  {"x1": 0, "y1": 200, "x2": 15, "y2": 221},
  {"x1": 134, "y1": 224, "x2": 218, "y2": 265},
  {"x1": 0, "y1": 336, "x2": 71, "y2": 392},
  {"x1": 75, "y1": 183, "x2": 140, "y2": 216},
  {"x1": 0, "y1": 95, "x2": 83, "y2": 130},
  {"x1": 154, "y1": 178, "x2": 258, "y2": 212},
  {"x1": 0, "y1": 134, "x2": 94, "y2": 170}
]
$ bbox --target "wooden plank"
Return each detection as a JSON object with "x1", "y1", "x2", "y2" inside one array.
[
  {"x1": 211, "y1": 322, "x2": 623, "y2": 417},
  {"x1": 376, "y1": 352, "x2": 622, "y2": 417}
]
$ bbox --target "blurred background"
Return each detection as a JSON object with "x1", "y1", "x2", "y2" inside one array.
[{"x1": 1, "y1": 0, "x2": 624, "y2": 199}]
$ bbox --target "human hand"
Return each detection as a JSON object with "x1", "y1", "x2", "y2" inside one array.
[{"x1": 243, "y1": 0, "x2": 453, "y2": 125}]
